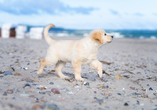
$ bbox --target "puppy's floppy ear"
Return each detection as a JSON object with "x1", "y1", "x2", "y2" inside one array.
[{"x1": 92, "y1": 32, "x2": 103, "y2": 44}]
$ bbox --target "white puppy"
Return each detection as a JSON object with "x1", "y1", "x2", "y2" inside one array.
[{"x1": 37, "y1": 24, "x2": 113, "y2": 81}]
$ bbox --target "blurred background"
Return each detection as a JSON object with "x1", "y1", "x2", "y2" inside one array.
[{"x1": 0, "y1": 0, "x2": 157, "y2": 39}]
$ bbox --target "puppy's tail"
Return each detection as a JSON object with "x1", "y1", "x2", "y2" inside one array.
[{"x1": 44, "y1": 24, "x2": 56, "y2": 45}]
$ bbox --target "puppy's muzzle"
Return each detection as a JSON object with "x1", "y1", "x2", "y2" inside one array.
[{"x1": 107, "y1": 36, "x2": 113, "y2": 43}]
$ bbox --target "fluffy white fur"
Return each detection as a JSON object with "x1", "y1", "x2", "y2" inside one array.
[{"x1": 37, "y1": 24, "x2": 113, "y2": 81}]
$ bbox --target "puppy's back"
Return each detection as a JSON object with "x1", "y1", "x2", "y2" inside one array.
[{"x1": 47, "y1": 40, "x2": 77, "y2": 62}]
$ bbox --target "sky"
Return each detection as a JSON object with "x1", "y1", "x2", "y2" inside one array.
[{"x1": 0, "y1": 0, "x2": 157, "y2": 30}]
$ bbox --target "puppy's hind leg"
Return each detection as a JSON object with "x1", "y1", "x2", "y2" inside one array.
[
  {"x1": 72, "y1": 61, "x2": 84, "y2": 82},
  {"x1": 55, "y1": 61, "x2": 69, "y2": 79},
  {"x1": 89, "y1": 59, "x2": 102, "y2": 78},
  {"x1": 37, "y1": 59, "x2": 47, "y2": 75},
  {"x1": 37, "y1": 58, "x2": 58, "y2": 75}
]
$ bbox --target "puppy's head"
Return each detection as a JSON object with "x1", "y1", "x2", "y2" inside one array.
[{"x1": 90, "y1": 29, "x2": 113, "y2": 44}]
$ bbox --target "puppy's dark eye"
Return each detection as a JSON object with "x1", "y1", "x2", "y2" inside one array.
[{"x1": 104, "y1": 33, "x2": 106, "y2": 36}]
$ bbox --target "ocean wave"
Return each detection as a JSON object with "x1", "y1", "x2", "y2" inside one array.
[
  {"x1": 139, "y1": 36, "x2": 144, "y2": 39},
  {"x1": 150, "y1": 36, "x2": 156, "y2": 39},
  {"x1": 56, "y1": 33, "x2": 69, "y2": 37},
  {"x1": 107, "y1": 32, "x2": 124, "y2": 38},
  {"x1": 47, "y1": 30, "x2": 157, "y2": 39},
  {"x1": 83, "y1": 33, "x2": 89, "y2": 37}
]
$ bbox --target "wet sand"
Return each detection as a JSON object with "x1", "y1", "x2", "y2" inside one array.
[{"x1": 0, "y1": 37, "x2": 157, "y2": 110}]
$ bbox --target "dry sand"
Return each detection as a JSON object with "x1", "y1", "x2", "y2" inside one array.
[{"x1": 0, "y1": 37, "x2": 157, "y2": 110}]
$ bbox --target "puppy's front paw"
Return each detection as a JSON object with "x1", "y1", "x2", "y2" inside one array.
[
  {"x1": 60, "y1": 75, "x2": 69, "y2": 79},
  {"x1": 98, "y1": 72, "x2": 102, "y2": 78},
  {"x1": 98, "y1": 74, "x2": 102, "y2": 78},
  {"x1": 75, "y1": 77, "x2": 84, "y2": 82},
  {"x1": 37, "y1": 71, "x2": 42, "y2": 75}
]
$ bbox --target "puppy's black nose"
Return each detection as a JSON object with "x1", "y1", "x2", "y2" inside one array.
[{"x1": 111, "y1": 36, "x2": 114, "y2": 38}]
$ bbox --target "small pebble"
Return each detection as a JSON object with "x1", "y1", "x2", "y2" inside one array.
[
  {"x1": 130, "y1": 87, "x2": 135, "y2": 90},
  {"x1": 14, "y1": 73, "x2": 21, "y2": 76},
  {"x1": 29, "y1": 95, "x2": 35, "y2": 98},
  {"x1": 23, "y1": 67, "x2": 28, "y2": 71},
  {"x1": 35, "y1": 98, "x2": 40, "y2": 102},
  {"x1": 33, "y1": 104, "x2": 43, "y2": 109},
  {"x1": 32, "y1": 84, "x2": 38, "y2": 86},
  {"x1": 38, "y1": 91, "x2": 46, "y2": 94},
  {"x1": 42, "y1": 103, "x2": 59, "y2": 110},
  {"x1": 137, "y1": 100, "x2": 140, "y2": 105},
  {"x1": 115, "y1": 74, "x2": 121, "y2": 79},
  {"x1": 117, "y1": 93, "x2": 121, "y2": 95},
  {"x1": 149, "y1": 87, "x2": 153, "y2": 91},
  {"x1": 3, "y1": 71, "x2": 13, "y2": 76},
  {"x1": 101, "y1": 85, "x2": 109, "y2": 89},
  {"x1": 0, "y1": 75, "x2": 4, "y2": 78},
  {"x1": 66, "y1": 91, "x2": 73, "y2": 95},
  {"x1": 82, "y1": 82, "x2": 89, "y2": 86},
  {"x1": 6, "y1": 89, "x2": 13, "y2": 94},
  {"x1": 51, "y1": 88, "x2": 60, "y2": 94},
  {"x1": 132, "y1": 92, "x2": 140, "y2": 95},
  {"x1": 23, "y1": 83, "x2": 31, "y2": 88},
  {"x1": 3, "y1": 92, "x2": 7, "y2": 96},
  {"x1": 49, "y1": 82, "x2": 54, "y2": 85},
  {"x1": 37, "y1": 87, "x2": 46, "y2": 90},
  {"x1": 147, "y1": 84, "x2": 149, "y2": 86},
  {"x1": 124, "y1": 102, "x2": 129, "y2": 106}
]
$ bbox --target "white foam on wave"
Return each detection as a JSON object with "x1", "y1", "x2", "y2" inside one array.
[
  {"x1": 139, "y1": 36, "x2": 156, "y2": 39},
  {"x1": 150, "y1": 36, "x2": 156, "y2": 39},
  {"x1": 56, "y1": 33, "x2": 69, "y2": 37},
  {"x1": 139, "y1": 36, "x2": 144, "y2": 39},
  {"x1": 107, "y1": 32, "x2": 124, "y2": 38},
  {"x1": 83, "y1": 33, "x2": 89, "y2": 37}
]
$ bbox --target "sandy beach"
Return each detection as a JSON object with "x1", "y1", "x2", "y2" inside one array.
[{"x1": 0, "y1": 37, "x2": 157, "y2": 110}]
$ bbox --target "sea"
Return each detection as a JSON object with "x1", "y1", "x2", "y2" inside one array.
[
  {"x1": 48, "y1": 27, "x2": 157, "y2": 39},
  {"x1": 28, "y1": 26, "x2": 157, "y2": 39}
]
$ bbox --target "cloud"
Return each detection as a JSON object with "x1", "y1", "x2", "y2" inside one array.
[
  {"x1": 109, "y1": 9, "x2": 119, "y2": 15},
  {"x1": 0, "y1": 0, "x2": 96, "y2": 15},
  {"x1": 134, "y1": 13, "x2": 144, "y2": 16},
  {"x1": 153, "y1": 13, "x2": 157, "y2": 16}
]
